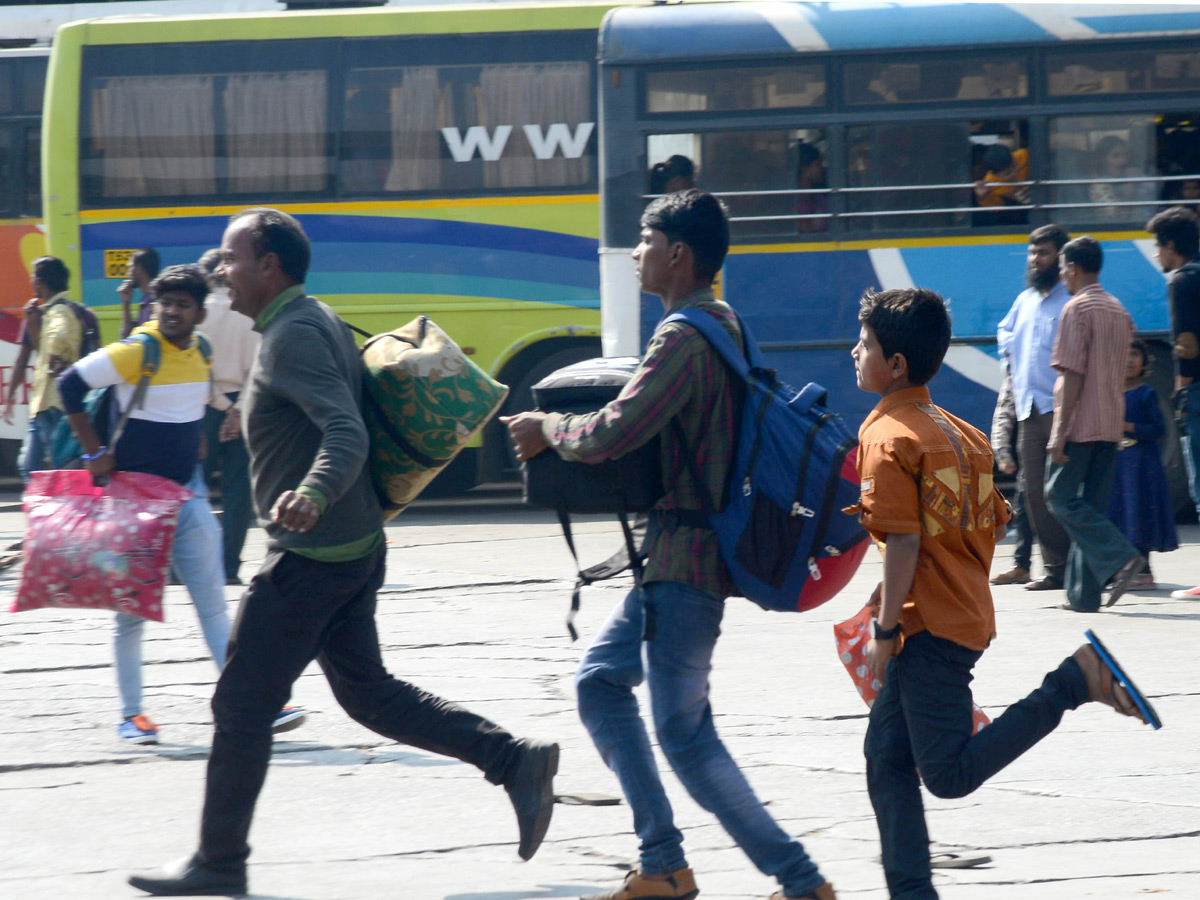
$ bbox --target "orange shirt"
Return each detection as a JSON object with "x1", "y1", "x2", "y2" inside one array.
[
  {"x1": 979, "y1": 147, "x2": 1029, "y2": 208},
  {"x1": 851, "y1": 387, "x2": 1011, "y2": 652}
]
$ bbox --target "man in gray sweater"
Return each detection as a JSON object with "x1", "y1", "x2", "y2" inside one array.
[{"x1": 129, "y1": 208, "x2": 558, "y2": 897}]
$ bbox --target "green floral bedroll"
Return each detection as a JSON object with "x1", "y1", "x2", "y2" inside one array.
[{"x1": 360, "y1": 316, "x2": 508, "y2": 519}]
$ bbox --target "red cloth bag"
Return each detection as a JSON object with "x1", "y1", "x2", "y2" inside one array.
[
  {"x1": 834, "y1": 605, "x2": 991, "y2": 734},
  {"x1": 12, "y1": 470, "x2": 193, "y2": 623}
]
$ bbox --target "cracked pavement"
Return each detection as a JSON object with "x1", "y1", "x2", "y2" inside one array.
[{"x1": 1, "y1": 488, "x2": 1197, "y2": 899}]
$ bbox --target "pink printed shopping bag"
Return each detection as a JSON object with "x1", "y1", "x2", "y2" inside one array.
[
  {"x1": 834, "y1": 605, "x2": 991, "y2": 734},
  {"x1": 12, "y1": 470, "x2": 193, "y2": 623}
]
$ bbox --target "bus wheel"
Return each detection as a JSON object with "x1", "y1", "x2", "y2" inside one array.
[{"x1": 495, "y1": 343, "x2": 601, "y2": 477}]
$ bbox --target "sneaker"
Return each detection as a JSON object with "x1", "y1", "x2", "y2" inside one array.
[
  {"x1": 272, "y1": 706, "x2": 307, "y2": 735},
  {"x1": 119, "y1": 715, "x2": 159, "y2": 745},
  {"x1": 990, "y1": 565, "x2": 1030, "y2": 585},
  {"x1": 584, "y1": 868, "x2": 698, "y2": 900},
  {"x1": 1170, "y1": 584, "x2": 1200, "y2": 599}
]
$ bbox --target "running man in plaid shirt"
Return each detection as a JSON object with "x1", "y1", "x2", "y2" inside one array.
[{"x1": 504, "y1": 191, "x2": 836, "y2": 900}]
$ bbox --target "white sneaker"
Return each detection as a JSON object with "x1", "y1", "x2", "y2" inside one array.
[{"x1": 1170, "y1": 584, "x2": 1200, "y2": 599}]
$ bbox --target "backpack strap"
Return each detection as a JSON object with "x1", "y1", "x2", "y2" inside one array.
[
  {"x1": 662, "y1": 308, "x2": 765, "y2": 377},
  {"x1": 108, "y1": 333, "x2": 160, "y2": 449},
  {"x1": 557, "y1": 507, "x2": 648, "y2": 641}
]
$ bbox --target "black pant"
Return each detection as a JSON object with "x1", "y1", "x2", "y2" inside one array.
[
  {"x1": 199, "y1": 545, "x2": 519, "y2": 869},
  {"x1": 865, "y1": 631, "x2": 1089, "y2": 899},
  {"x1": 1016, "y1": 411, "x2": 1070, "y2": 583},
  {"x1": 1011, "y1": 483, "x2": 1033, "y2": 572}
]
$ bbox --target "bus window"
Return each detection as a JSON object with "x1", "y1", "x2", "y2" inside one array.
[
  {"x1": 844, "y1": 56, "x2": 1027, "y2": 105},
  {"x1": 1159, "y1": 114, "x2": 1200, "y2": 215},
  {"x1": 85, "y1": 74, "x2": 220, "y2": 200},
  {"x1": 1047, "y1": 48, "x2": 1200, "y2": 96},
  {"x1": 844, "y1": 121, "x2": 970, "y2": 232},
  {"x1": 223, "y1": 71, "x2": 329, "y2": 195},
  {"x1": 0, "y1": 126, "x2": 12, "y2": 216},
  {"x1": 970, "y1": 119, "x2": 1030, "y2": 227},
  {"x1": 0, "y1": 64, "x2": 11, "y2": 116},
  {"x1": 1049, "y1": 114, "x2": 1159, "y2": 224},
  {"x1": 341, "y1": 61, "x2": 592, "y2": 195},
  {"x1": 17, "y1": 59, "x2": 43, "y2": 115},
  {"x1": 646, "y1": 64, "x2": 825, "y2": 113},
  {"x1": 23, "y1": 126, "x2": 39, "y2": 217},
  {"x1": 649, "y1": 129, "x2": 828, "y2": 238}
]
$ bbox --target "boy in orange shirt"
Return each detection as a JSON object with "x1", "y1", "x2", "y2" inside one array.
[{"x1": 850, "y1": 287, "x2": 1158, "y2": 899}]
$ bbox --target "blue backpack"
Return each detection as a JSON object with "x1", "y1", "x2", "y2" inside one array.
[{"x1": 663, "y1": 309, "x2": 869, "y2": 614}]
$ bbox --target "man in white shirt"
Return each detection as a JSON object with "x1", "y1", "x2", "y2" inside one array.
[
  {"x1": 199, "y1": 248, "x2": 260, "y2": 585},
  {"x1": 996, "y1": 224, "x2": 1072, "y2": 592}
]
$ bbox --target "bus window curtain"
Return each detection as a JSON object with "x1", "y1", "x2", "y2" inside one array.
[
  {"x1": 478, "y1": 62, "x2": 590, "y2": 189},
  {"x1": 384, "y1": 67, "x2": 441, "y2": 193},
  {"x1": 223, "y1": 71, "x2": 328, "y2": 194},
  {"x1": 92, "y1": 75, "x2": 216, "y2": 198}
]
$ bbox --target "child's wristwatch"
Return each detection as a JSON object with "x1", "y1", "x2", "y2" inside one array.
[{"x1": 873, "y1": 619, "x2": 902, "y2": 640}]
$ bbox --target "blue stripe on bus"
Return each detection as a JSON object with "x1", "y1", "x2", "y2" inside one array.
[
  {"x1": 81, "y1": 215, "x2": 599, "y2": 262},
  {"x1": 808, "y1": 3, "x2": 1052, "y2": 50},
  {"x1": 80, "y1": 218, "x2": 227, "y2": 250},
  {"x1": 1078, "y1": 12, "x2": 1200, "y2": 33},
  {"x1": 302, "y1": 215, "x2": 599, "y2": 262},
  {"x1": 304, "y1": 272, "x2": 599, "y2": 307},
  {"x1": 318, "y1": 241, "x2": 598, "y2": 290}
]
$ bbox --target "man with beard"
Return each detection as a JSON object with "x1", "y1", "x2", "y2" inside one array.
[{"x1": 996, "y1": 225, "x2": 1072, "y2": 592}]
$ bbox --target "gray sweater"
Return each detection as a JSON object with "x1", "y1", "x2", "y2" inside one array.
[{"x1": 244, "y1": 294, "x2": 383, "y2": 551}]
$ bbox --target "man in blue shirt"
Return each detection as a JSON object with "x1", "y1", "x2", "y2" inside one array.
[{"x1": 996, "y1": 225, "x2": 1072, "y2": 591}]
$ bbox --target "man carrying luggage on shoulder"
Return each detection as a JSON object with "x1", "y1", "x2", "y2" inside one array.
[
  {"x1": 128, "y1": 207, "x2": 558, "y2": 897},
  {"x1": 504, "y1": 190, "x2": 836, "y2": 900}
]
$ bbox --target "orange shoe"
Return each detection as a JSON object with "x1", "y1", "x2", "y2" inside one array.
[
  {"x1": 118, "y1": 714, "x2": 159, "y2": 745},
  {"x1": 583, "y1": 868, "x2": 698, "y2": 900}
]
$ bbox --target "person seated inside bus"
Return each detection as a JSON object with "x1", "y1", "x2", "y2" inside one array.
[
  {"x1": 973, "y1": 144, "x2": 1030, "y2": 225},
  {"x1": 1162, "y1": 164, "x2": 1200, "y2": 215},
  {"x1": 1088, "y1": 136, "x2": 1140, "y2": 222},
  {"x1": 795, "y1": 142, "x2": 829, "y2": 234},
  {"x1": 649, "y1": 154, "x2": 695, "y2": 194}
]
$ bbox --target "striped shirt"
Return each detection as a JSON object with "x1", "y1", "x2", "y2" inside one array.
[
  {"x1": 1051, "y1": 283, "x2": 1134, "y2": 444},
  {"x1": 58, "y1": 322, "x2": 209, "y2": 485},
  {"x1": 541, "y1": 287, "x2": 739, "y2": 599}
]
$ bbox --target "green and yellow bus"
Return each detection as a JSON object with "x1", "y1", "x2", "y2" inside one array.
[{"x1": 43, "y1": 1, "x2": 622, "y2": 487}]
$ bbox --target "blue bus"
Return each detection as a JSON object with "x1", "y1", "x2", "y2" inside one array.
[{"x1": 597, "y1": 2, "x2": 1200, "y2": 504}]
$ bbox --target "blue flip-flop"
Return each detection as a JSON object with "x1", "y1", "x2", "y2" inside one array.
[{"x1": 1085, "y1": 630, "x2": 1162, "y2": 730}]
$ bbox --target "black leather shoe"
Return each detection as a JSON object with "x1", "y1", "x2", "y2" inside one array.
[
  {"x1": 128, "y1": 854, "x2": 247, "y2": 897},
  {"x1": 504, "y1": 738, "x2": 559, "y2": 861}
]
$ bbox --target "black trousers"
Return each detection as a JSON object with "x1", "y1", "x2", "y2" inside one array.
[
  {"x1": 198, "y1": 544, "x2": 519, "y2": 869},
  {"x1": 865, "y1": 631, "x2": 1089, "y2": 899}
]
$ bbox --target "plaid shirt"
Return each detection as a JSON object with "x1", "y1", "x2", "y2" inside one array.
[{"x1": 542, "y1": 288, "x2": 739, "y2": 598}]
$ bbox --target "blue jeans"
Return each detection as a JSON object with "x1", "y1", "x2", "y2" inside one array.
[
  {"x1": 1045, "y1": 441, "x2": 1138, "y2": 611},
  {"x1": 1180, "y1": 383, "x2": 1200, "y2": 519},
  {"x1": 866, "y1": 632, "x2": 1088, "y2": 899},
  {"x1": 114, "y1": 468, "x2": 231, "y2": 718},
  {"x1": 575, "y1": 582, "x2": 826, "y2": 896},
  {"x1": 203, "y1": 397, "x2": 252, "y2": 580},
  {"x1": 18, "y1": 407, "x2": 63, "y2": 483}
]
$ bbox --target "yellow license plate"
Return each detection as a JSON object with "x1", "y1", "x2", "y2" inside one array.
[{"x1": 104, "y1": 249, "x2": 136, "y2": 279}]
